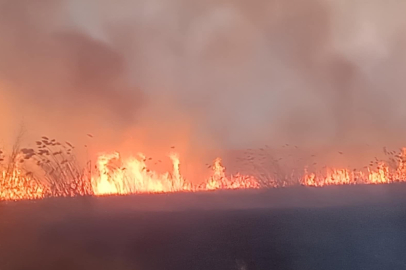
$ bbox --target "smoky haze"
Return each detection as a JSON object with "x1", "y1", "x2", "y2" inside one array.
[{"x1": 1, "y1": 0, "x2": 406, "y2": 164}]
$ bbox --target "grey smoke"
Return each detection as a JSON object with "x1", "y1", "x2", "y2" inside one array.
[{"x1": 1, "y1": 0, "x2": 406, "y2": 156}]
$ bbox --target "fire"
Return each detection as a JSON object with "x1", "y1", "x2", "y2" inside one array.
[
  {"x1": 92, "y1": 152, "x2": 187, "y2": 195},
  {"x1": 2, "y1": 140, "x2": 406, "y2": 201},
  {"x1": 0, "y1": 153, "x2": 46, "y2": 200},
  {"x1": 204, "y1": 158, "x2": 260, "y2": 191},
  {"x1": 302, "y1": 168, "x2": 352, "y2": 187},
  {"x1": 91, "y1": 154, "x2": 259, "y2": 195},
  {"x1": 301, "y1": 151, "x2": 406, "y2": 187}
]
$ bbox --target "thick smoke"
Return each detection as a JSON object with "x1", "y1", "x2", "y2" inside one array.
[
  {"x1": 0, "y1": 0, "x2": 144, "y2": 149},
  {"x1": 1, "y1": 0, "x2": 406, "y2": 168}
]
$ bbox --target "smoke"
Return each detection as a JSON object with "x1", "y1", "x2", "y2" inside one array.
[{"x1": 1, "y1": 0, "x2": 406, "y2": 165}]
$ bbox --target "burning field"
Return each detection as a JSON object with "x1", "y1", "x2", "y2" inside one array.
[
  {"x1": 2, "y1": 0, "x2": 406, "y2": 268},
  {"x1": 2, "y1": 0, "x2": 406, "y2": 202},
  {"x1": 1, "y1": 136, "x2": 406, "y2": 201}
]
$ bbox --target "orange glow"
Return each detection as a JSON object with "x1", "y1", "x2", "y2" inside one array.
[
  {"x1": 90, "y1": 154, "x2": 259, "y2": 195},
  {"x1": 91, "y1": 152, "x2": 188, "y2": 195},
  {"x1": 0, "y1": 154, "x2": 46, "y2": 200},
  {"x1": 203, "y1": 158, "x2": 260, "y2": 191},
  {"x1": 2, "y1": 145, "x2": 406, "y2": 201}
]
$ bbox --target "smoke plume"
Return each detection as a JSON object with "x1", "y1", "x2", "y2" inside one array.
[{"x1": 1, "y1": 0, "x2": 406, "y2": 167}]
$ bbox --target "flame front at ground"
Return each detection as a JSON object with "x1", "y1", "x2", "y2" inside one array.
[
  {"x1": 2, "y1": 143, "x2": 406, "y2": 201},
  {"x1": 91, "y1": 154, "x2": 260, "y2": 195},
  {"x1": 0, "y1": 166, "x2": 45, "y2": 200},
  {"x1": 92, "y1": 152, "x2": 187, "y2": 195}
]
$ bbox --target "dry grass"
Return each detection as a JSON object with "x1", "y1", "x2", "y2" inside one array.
[
  {"x1": 24, "y1": 137, "x2": 93, "y2": 197},
  {"x1": 2, "y1": 133, "x2": 406, "y2": 201},
  {"x1": 0, "y1": 135, "x2": 93, "y2": 200}
]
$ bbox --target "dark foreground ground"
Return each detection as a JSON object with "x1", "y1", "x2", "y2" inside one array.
[{"x1": 1, "y1": 184, "x2": 406, "y2": 270}]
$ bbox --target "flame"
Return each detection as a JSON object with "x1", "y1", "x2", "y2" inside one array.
[
  {"x1": 90, "y1": 154, "x2": 258, "y2": 195},
  {"x1": 0, "y1": 155, "x2": 46, "y2": 200},
  {"x1": 204, "y1": 158, "x2": 260, "y2": 191},
  {"x1": 91, "y1": 152, "x2": 188, "y2": 195},
  {"x1": 2, "y1": 145, "x2": 406, "y2": 201}
]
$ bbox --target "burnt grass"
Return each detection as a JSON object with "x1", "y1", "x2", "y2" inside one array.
[{"x1": 1, "y1": 184, "x2": 406, "y2": 270}]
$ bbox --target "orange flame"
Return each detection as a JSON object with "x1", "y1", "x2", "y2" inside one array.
[
  {"x1": 90, "y1": 154, "x2": 259, "y2": 195},
  {"x1": 2, "y1": 147, "x2": 406, "y2": 201},
  {"x1": 91, "y1": 152, "x2": 188, "y2": 195},
  {"x1": 0, "y1": 156, "x2": 46, "y2": 200}
]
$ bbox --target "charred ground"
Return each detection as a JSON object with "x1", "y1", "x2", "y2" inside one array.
[{"x1": 1, "y1": 184, "x2": 406, "y2": 270}]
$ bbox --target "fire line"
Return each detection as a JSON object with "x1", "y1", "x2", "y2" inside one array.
[{"x1": 1, "y1": 138, "x2": 406, "y2": 201}]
